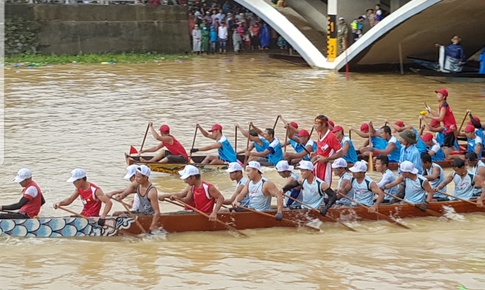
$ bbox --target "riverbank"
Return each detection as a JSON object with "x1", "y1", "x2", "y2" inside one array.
[{"x1": 4, "y1": 52, "x2": 192, "y2": 67}]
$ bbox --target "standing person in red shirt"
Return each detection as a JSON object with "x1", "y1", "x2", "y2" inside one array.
[
  {"x1": 426, "y1": 88, "x2": 457, "y2": 158},
  {"x1": 0, "y1": 168, "x2": 45, "y2": 219},
  {"x1": 54, "y1": 169, "x2": 112, "y2": 225},
  {"x1": 165, "y1": 165, "x2": 224, "y2": 221},
  {"x1": 311, "y1": 115, "x2": 344, "y2": 185},
  {"x1": 140, "y1": 122, "x2": 189, "y2": 163}
]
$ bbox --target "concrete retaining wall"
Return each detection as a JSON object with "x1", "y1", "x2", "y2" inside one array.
[{"x1": 5, "y1": 4, "x2": 191, "y2": 55}]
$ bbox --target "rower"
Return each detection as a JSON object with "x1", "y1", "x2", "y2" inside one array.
[
  {"x1": 311, "y1": 115, "x2": 343, "y2": 185},
  {"x1": 464, "y1": 125, "x2": 483, "y2": 159},
  {"x1": 433, "y1": 159, "x2": 476, "y2": 201},
  {"x1": 106, "y1": 165, "x2": 140, "y2": 215},
  {"x1": 284, "y1": 129, "x2": 316, "y2": 165},
  {"x1": 421, "y1": 152, "x2": 447, "y2": 201},
  {"x1": 346, "y1": 161, "x2": 385, "y2": 211},
  {"x1": 191, "y1": 124, "x2": 238, "y2": 164},
  {"x1": 169, "y1": 165, "x2": 225, "y2": 221},
  {"x1": 382, "y1": 161, "x2": 433, "y2": 210},
  {"x1": 374, "y1": 155, "x2": 398, "y2": 203},
  {"x1": 245, "y1": 122, "x2": 283, "y2": 166},
  {"x1": 280, "y1": 160, "x2": 337, "y2": 215},
  {"x1": 139, "y1": 122, "x2": 189, "y2": 163},
  {"x1": 467, "y1": 112, "x2": 485, "y2": 153},
  {"x1": 275, "y1": 160, "x2": 302, "y2": 208},
  {"x1": 331, "y1": 158, "x2": 354, "y2": 206},
  {"x1": 464, "y1": 152, "x2": 485, "y2": 197},
  {"x1": 0, "y1": 169, "x2": 45, "y2": 219},
  {"x1": 235, "y1": 124, "x2": 269, "y2": 155},
  {"x1": 426, "y1": 88, "x2": 458, "y2": 158},
  {"x1": 223, "y1": 162, "x2": 250, "y2": 208},
  {"x1": 398, "y1": 129, "x2": 423, "y2": 174},
  {"x1": 332, "y1": 125, "x2": 358, "y2": 164},
  {"x1": 421, "y1": 132, "x2": 445, "y2": 162},
  {"x1": 232, "y1": 161, "x2": 284, "y2": 220},
  {"x1": 277, "y1": 115, "x2": 300, "y2": 152},
  {"x1": 54, "y1": 169, "x2": 113, "y2": 225},
  {"x1": 370, "y1": 125, "x2": 401, "y2": 162},
  {"x1": 390, "y1": 120, "x2": 427, "y2": 154},
  {"x1": 350, "y1": 122, "x2": 387, "y2": 154},
  {"x1": 119, "y1": 165, "x2": 160, "y2": 233}
]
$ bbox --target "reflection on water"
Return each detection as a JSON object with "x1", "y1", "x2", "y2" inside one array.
[{"x1": 2, "y1": 55, "x2": 485, "y2": 289}]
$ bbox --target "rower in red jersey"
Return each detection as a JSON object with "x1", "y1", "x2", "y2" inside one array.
[
  {"x1": 311, "y1": 115, "x2": 344, "y2": 185},
  {"x1": 140, "y1": 122, "x2": 189, "y2": 163},
  {"x1": 54, "y1": 169, "x2": 112, "y2": 225},
  {"x1": 0, "y1": 168, "x2": 46, "y2": 219}
]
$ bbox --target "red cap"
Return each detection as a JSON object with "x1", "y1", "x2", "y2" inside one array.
[
  {"x1": 209, "y1": 124, "x2": 223, "y2": 132},
  {"x1": 360, "y1": 123, "x2": 369, "y2": 133},
  {"x1": 421, "y1": 132, "x2": 433, "y2": 142},
  {"x1": 467, "y1": 116, "x2": 481, "y2": 126},
  {"x1": 290, "y1": 121, "x2": 298, "y2": 129},
  {"x1": 159, "y1": 124, "x2": 170, "y2": 134},
  {"x1": 464, "y1": 125, "x2": 475, "y2": 133},
  {"x1": 435, "y1": 88, "x2": 448, "y2": 97},
  {"x1": 328, "y1": 120, "x2": 335, "y2": 128},
  {"x1": 430, "y1": 119, "x2": 440, "y2": 127},
  {"x1": 332, "y1": 125, "x2": 344, "y2": 133},
  {"x1": 297, "y1": 129, "x2": 310, "y2": 137},
  {"x1": 395, "y1": 120, "x2": 405, "y2": 127}
]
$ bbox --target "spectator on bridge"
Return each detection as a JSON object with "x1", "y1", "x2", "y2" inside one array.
[
  {"x1": 210, "y1": 26, "x2": 218, "y2": 54},
  {"x1": 222, "y1": 1, "x2": 231, "y2": 15},
  {"x1": 479, "y1": 45, "x2": 485, "y2": 74},
  {"x1": 233, "y1": 29, "x2": 242, "y2": 54},
  {"x1": 218, "y1": 22, "x2": 228, "y2": 54},
  {"x1": 375, "y1": 4, "x2": 383, "y2": 24},
  {"x1": 436, "y1": 36, "x2": 466, "y2": 73},
  {"x1": 200, "y1": 21, "x2": 210, "y2": 54},
  {"x1": 366, "y1": 9, "x2": 376, "y2": 27},
  {"x1": 337, "y1": 17, "x2": 349, "y2": 55},
  {"x1": 192, "y1": 25, "x2": 202, "y2": 55}
]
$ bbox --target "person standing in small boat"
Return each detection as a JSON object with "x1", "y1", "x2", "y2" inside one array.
[
  {"x1": 383, "y1": 161, "x2": 434, "y2": 210},
  {"x1": 347, "y1": 161, "x2": 385, "y2": 212},
  {"x1": 0, "y1": 168, "x2": 45, "y2": 219},
  {"x1": 421, "y1": 153, "x2": 447, "y2": 201},
  {"x1": 433, "y1": 159, "x2": 476, "y2": 201},
  {"x1": 436, "y1": 36, "x2": 466, "y2": 73},
  {"x1": 139, "y1": 122, "x2": 189, "y2": 164},
  {"x1": 54, "y1": 169, "x2": 112, "y2": 225},
  {"x1": 275, "y1": 160, "x2": 302, "y2": 208},
  {"x1": 223, "y1": 162, "x2": 250, "y2": 208},
  {"x1": 331, "y1": 125, "x2": 358, "y2": 164},
  {"x1": 232, "y1": 161, "x2": 284, "y2": 220},
  {"x1": 465, "y1": 152, "x2": 485, "y2": 197},
  {"x1": 426, "y1": 88, "x2": 457, "y2": 158},
  {"x1": 191, "y1": 123, "x2": 238, "y2": 164},
  {"x1": 171, "y1": 165, "x2": 225, "y2": 221},
  {"x1": 245, "y1": 122, "x2": 284, "y2": 166}
]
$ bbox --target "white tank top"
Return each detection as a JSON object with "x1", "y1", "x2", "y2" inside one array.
[
  {"x1": 301, "y1": 177, "x2": 326, "y2": 209},
  {"x1": 248, "y1": 177, "x2": 271, "y2": 211},
  {"x1": 351, "y1": 176, "x2": 375, "y2": 206},
  {"x1": 337, "y1": 172, "x2": 354, "y2": 206}
]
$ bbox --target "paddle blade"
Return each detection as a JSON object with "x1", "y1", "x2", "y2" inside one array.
[{"x1": 129, "y1": 146, "x2": 138, "y2": 154}]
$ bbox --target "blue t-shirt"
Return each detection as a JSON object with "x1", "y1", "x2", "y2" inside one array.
[{"x1": 217, "y1": 135, "x2": 237, "y2": 162}]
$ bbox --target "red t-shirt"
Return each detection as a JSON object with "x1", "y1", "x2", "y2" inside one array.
[
  {"x1": 20, "y1": 181, "x2": 43, "y2": 218},
  {"x1": 317, "y1": 130, "x2": 342, "y2": 157},
  {"x1": 79, "y1": 183, "x2": 102, "y2": 217},
  {"x1": 439, "y1": 102, "x2": 457, "y2": 134},
  {"x1": 192, "y1": 181, "x2": 215, "y2": 214},
  {"x1": 163, "y1": 136, "x2": 189, "y2": 160}
]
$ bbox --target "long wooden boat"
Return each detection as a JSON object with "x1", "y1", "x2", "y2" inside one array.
[
  {"x1": 408, "y1": 56, "x2": 484, "y2": 83},
  {"x1": 1, "y1": 200, "x2": 483, "y2": 237}
]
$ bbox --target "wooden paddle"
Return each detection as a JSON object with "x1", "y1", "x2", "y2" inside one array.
[
  {"x1": 272, "y1": 115, "x2": 280, "y2": 131},
  {"x1": 458, "y1": 111, "x2": 470, "y2": 132},
  {"x1": 348, "y1": 129, "x2": 352, "y2": 140},
  {"x1": 111, "y1": 198, "x2": 147, "y2": 234},
  {"x1": 284, "y1": 126, "x2": 289, "y2": 154},
  {"x1": 436, "y1": 190, "x2": 484, "y2": 209},
  {"x1": 283, "y1": 193, "x2": 357, "y2": 232},
  {"x1": 139, "y1": 123, "x2": 150, "y2": 156},
  {"x1": 237, "y1": 205, "x2": 320, "y2": 231},
  {"x1": 309, "y1": 127, "x2": 315, "y2": 139},
  {"x1": 385, "y1": 192, "x2": 443, "y2": 217},
  {"x1": 336, "y1": 193, "x2": 411, "y2": 229},
  {"x1": 368, "y1": 132, "x2": 374, "y2": 171},
  {"x1": 234, "y1": 125, "x2": 238, "y2": 153},
  {"x1": 169, "y1": 198, "x2": 248, "y2": 237},
  {"x1": 243, "y1": 123, "x2": 252, "y2": 166},
  {"x1": 57, "y1": 206, "x2": 137, "y2": 237},
  {"x1": 189, "y1": 126, "x2": 198, "y2": 159}
]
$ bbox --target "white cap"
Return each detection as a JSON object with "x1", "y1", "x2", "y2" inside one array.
[
  {"x1": 66, "y1": 168, "x2": 87, "y2": 182},
  {"x1": 136, "y1": 165, "x2": 151, "y2": 177},
  {"x1": 339, "y1": 17, "x2": 344, "y2": 20},
  {"x1": 179, "y1": 165, "x2": 200, "y2": 179},
  {"x1": 123, "y1": 165, "x2": 138, "y2": 180},
  {"x1": 331, "y1": 158, "x2": 348, "y2": 169},
  {"x1": 275, "y1": 160, "x2": 294, "y2": 172},
  {"x1": 226, "y1": 162, "x2": 243, "y2": 173},
  {"x1": 349, "y1": 161, "x2": 367, "y2": 173},
  {"x1": 296, "y1": 160, "x2": 314, "y2": 171},
  {"x1": 400, "y1": 161, "x2": 418, "y2": 174},
  {"x1": 13, "y1": 168, "x2": 32, "y2": 183},
  {"x1": 247, "y1": 161, "x2": 262, "y2": 173}
]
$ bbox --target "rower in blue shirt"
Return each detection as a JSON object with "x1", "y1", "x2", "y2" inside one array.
[
  {"x1": 235, "y1": 124, "x2": 270, "y2": 155},
  {"x1": 421, "y1": 133, "x2": 445, "y2": 162},
  {"x1": 284, "y1": 129, "x2": 317, "y2": 165},
  {"x1": 371, "y1": 125, "x2": 401, "y2": 162},
  {"x1": 191, "y1": 123, "x2": 237, "y2": 164},
  {"x1": 464, "y1": 125, "x2": 483, "y2": 159},
  {"x1": 246, "y1": 122, "x2": 283, "y2": 166},
  {"x1": 332, "y1": 125, "x2": 358, "y2": 164}
]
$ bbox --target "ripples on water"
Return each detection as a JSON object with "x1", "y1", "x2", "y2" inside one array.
[{"x1": 2, "y1": 55, "x2": 485, "y2": 289}]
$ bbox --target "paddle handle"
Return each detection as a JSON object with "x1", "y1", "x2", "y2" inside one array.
[
  {"x1": 234, "y1": 125, "x2": 238, "y2": 153},
  {"x1": 284, "y1": 126, "x2": 289, "y2": 154},
  {"x1": 436, "y1": 190, "x2": 480, "y2": 206},
  {"x1": 272, "y1": 115, "x2": 280, "y2": 131},
  {"x1": 112, "y1": 198, "x2": 147, "y2": 234},
  {"x1": 385, "y1": 192, "x2": 442, "y2": 217},
  {"x1": 139, "y1": 123, "x2": 150, "y2": 156},
  {"x1": 309, "y1": 127, "x2": 314, "y2": 139},
  {"x1": 458, "y1": 111, "x2": 470, "y2": 133},
  {"x1": 243, "y1": 123, "x2": 252, "y2": 166},
  {"x1": 189, "y1": 126, "x2": 198, "y2": 158},
  {"x1": 237, "y1": 205, "x2": 319, "y2": 231}
]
